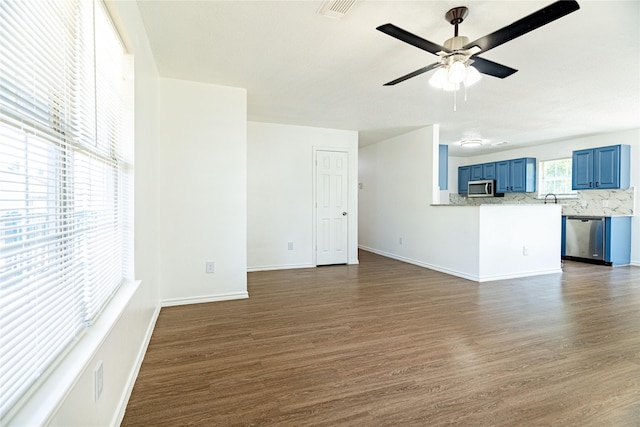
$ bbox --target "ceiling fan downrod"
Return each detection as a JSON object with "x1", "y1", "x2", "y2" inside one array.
[{"x1": 445, "y1": 6, "x2": 469, "y2": 37}]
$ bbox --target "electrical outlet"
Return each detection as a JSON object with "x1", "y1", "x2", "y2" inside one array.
[
  {"x1": 94, "y1": 361, "x2": 103, "y2": 402},
  {"x1": 288, "y1": 242, "x2": 294, "y2": 251},
  {"x1": 399, "y1": 237, "x2": 403, "y2": 245},
  {"x1": 205, "y1": 261, "x2": 215, "y2": 274},
  {"x1": 523, "y1": 246, "x2": 529, "y2": 256}
]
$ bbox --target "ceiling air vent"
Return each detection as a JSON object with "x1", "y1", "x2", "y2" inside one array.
[{"x1": 317, "y1": 0, "x2": 357, "y2": 19}]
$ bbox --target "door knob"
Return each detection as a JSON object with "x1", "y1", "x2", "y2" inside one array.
[{"x1": 342, "y1": 211, "x2": 348, "y2": 216}]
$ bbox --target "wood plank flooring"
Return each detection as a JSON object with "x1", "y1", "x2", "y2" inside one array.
[{"x1": 122, "y1": 250, "x2": 640, "y2": 426}]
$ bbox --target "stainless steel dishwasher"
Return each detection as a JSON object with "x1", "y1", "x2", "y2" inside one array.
[{"x1": 565, "y1": 216, "x2": 605, "y2": 261}]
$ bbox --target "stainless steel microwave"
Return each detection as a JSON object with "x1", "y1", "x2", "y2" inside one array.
[{"x1": 468, "y1": 179, "x2": 503, "y2": 198}]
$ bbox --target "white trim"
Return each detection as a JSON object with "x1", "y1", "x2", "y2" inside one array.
[
  {"x1": 161, "y1": 292, "x2": 249, "y2": 307},
  {"x1": 111, "y1": 303, "x2": 161, "y2": 427},
  {"x1": 358, "y1": 246, "x2": 562, "y2": 283},
  {"x1": 476, "y1": 269, "x2": 563, "y2": 282},
  {"x1": 358, "y1": 246, "x2": 480, "y2": 282},
  {"x1": 248, "y1": 263, "x2": 316, "y2": 272},
  {"x1": 6, "y1": 280, "x2": 143, "y2": 427},
  {"x1": 313, "y1": 147, "x2": 355, "y2": 266}
]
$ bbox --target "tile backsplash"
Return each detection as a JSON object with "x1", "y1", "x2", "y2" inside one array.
[{"x1": 449, "y1": 188, "x2": 635, "y2": 216}]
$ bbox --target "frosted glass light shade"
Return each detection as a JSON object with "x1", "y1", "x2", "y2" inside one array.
[
  {"x1": 465, "y1": 65, "x2": 481, "y2": 87},
  {"x1": 428, "y1": 68, "x2": 448, "y2": 88},
  {"x1": 429, "y1": 68, "x2": 459, "y2": 91},
  {"x1": 448, "y1": 61, "x2": 466, "y2": 83}
]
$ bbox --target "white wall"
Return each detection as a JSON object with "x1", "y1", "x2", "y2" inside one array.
[
  {"x1": 450, "y1": 128, "x2": 640, "y2": 265},
  {"x1": 10, "y1": 2, "x2": 163, "y2": 426},
  {"x1": 359, "y1": 126, "x2": 477, "y2": 274},
  {"x1": 158, "y1": 79, "x2": 248, "y2": 304},
  {"x1": 478, "y1": 205, "x2": 562, "y2": 279},
  {"x1": 359, "y1": 126, "x2": 563, "y2": 281},
  {"x1": 247, "y1": 122, "x2": 358, "y2": 270}
]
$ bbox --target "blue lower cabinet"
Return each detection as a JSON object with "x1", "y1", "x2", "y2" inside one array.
[
  {"x1": 561, "y1": 216, "x2": 632, "y2": 266},
  {"x1": 605, "y1": 216, "x2": 632, "y2": 266}
]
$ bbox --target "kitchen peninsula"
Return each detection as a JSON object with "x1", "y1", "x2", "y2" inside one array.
[{"x1": 427, "y1": 204, "x2": 563, "y2": 282}]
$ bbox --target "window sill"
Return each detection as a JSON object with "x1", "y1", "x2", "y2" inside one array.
[{"x1": 4, "y1": 280, "x2": 141, "y2": 427}]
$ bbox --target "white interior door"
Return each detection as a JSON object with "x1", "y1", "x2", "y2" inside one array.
[{"x1": 316, "y1": 150, "x2": 348, "y2": 265}]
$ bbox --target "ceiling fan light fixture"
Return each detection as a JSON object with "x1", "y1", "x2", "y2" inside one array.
[
  {"x1": 428, "y1": 68, "x2": 449, "y2": 89},
  {"x1": 448, "y1": 60, "x2": 466, "y2": 84},
  {"x1": 464, "y1": 65, "x2": 481, "y2": 87},
  {"x1": 429, "y1": 67, "x2": 460, "y2": 91}
]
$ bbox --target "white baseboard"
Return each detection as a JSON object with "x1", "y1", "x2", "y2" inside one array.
[
  {"x1": 358, "y1": 246, "x2": 480, "y2": 282},
  {"x1": 111, "y1": 303, "x2": 161, "y2": 426},
  {"x1": 161, "y1": 292, "x2": 249, "y2": 307},
  {"x1": 247, "y1": 263, "x2": 315, "y2": 272},
  {"x1": 358, "y1": 246, "x2": 562, "y2": 282}
]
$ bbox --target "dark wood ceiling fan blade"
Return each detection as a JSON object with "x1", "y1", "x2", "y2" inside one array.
[
  {"x1": 471, "y1": 57, "x2": 518, "y2": 79},
  {"x1": 377, "y1": 23, "x2": 450, "y2": 55},
  {"x1": 383, "y1": 63, "x2": 441, "y2": 86},
  {"x1": 462, "y1": 1, "x2": 580, "y2": 53}
]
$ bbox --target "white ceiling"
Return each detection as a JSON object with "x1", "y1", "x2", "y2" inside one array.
[{"x1": 136, "y1": 0, "x2": 640, "y2": 156}]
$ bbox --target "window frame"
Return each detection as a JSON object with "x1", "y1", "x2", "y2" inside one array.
[
  {"x1": 537, "y1": 157, "x2": 578, "y2": 199},
  {"x1": 0, "y1": 0, "x2": 133, "y2": 421}
]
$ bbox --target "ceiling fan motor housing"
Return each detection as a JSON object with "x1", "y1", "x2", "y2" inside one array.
[{"x1": 444, "y1": 36, "x2": 470, "y2": 51}]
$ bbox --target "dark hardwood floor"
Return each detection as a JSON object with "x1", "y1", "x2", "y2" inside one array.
[{"x1": 122, "y1": 250, "x2": 640, "y2": 426}]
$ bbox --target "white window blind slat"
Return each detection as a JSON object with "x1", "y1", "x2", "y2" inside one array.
[{"x1": 0, "y1": 0, "x2": 132, "y2": 420}]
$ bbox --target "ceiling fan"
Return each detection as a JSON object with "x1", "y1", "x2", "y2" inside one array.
[{"x1": 377, "y1": 1, "x2": 580, "y2": 87}]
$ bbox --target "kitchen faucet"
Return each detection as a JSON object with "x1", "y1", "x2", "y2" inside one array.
[{"x1": 544, "y1": 193, "x2": 558, "y2": 204}]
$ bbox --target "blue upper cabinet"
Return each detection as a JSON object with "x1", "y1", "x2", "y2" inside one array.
[
  {"x1": 496, "y1": 158, "x2": 536, "y2": 193},
  {"x1": 439, "y1": 144, "x2": 448, "y2": 191},
  {"x1": 470, "y1": 162, "x2": 497, "y2": 182},
  {"x1": 572, "y1": 145, "x2": 630, "y2": 190},
  {"x1": 496, "y1": 161, "x2": 510, "y2": 193},
  {"x1": 572, "y1": 149, "x2": 594, "y2": 189},
  {"x1": 470, "y1": 164, "x2": 483, "y2": 181},
  {"x1": 458, "y1": 166, "x2": 471, "y2": 194},
  {"x1": 460, "y1": 158, "x2": 535, "y2": 194},
  {"x1": 483, "y1": 162, "x2": 496, "y2": 179}
]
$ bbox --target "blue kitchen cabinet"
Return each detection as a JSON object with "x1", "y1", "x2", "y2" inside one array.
[
  {"x1": 458, "y1": 166, "x2": 471, "y2": 194},
  {"x1": 496, "y1": 161, "x2": 510, "y2": 193},
  {"x1": 483, "y1": 162, "x2": 496, "y2": 179},
  {"x1": 470, "y1": 163, "x2": 495, "y2": 181},
  {"x1": 561, "y1": 215, "x2": 632, "y2": 266},
  {"x1": 496, "y1": 158, "x2": 536, "y2": 193},
  {"x1": 605, "y1": 216, "x2": 632, "y2": 266},
  {"x1": 572, "y1": 144, "x2": 630, "y2": 190},
  {"x1": 439, "y1": 144, "x2": 448, "y2": 190},
  {"x1": 471, "y1": 164, "x2": 483, "y2": 181}
]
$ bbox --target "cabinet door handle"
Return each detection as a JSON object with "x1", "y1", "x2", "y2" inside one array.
[{"x1": 595, "y1": 182, "x2": 600, "y2": 187}]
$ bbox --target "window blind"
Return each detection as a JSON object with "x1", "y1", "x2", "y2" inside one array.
[{"x1": 0, "y1": 0, "x2": 132, "y2": 419}]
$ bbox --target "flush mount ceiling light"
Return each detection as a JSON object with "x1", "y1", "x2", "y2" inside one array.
[{"x1": 460, "y1": 139, "x2": 483, "y2": 148}]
